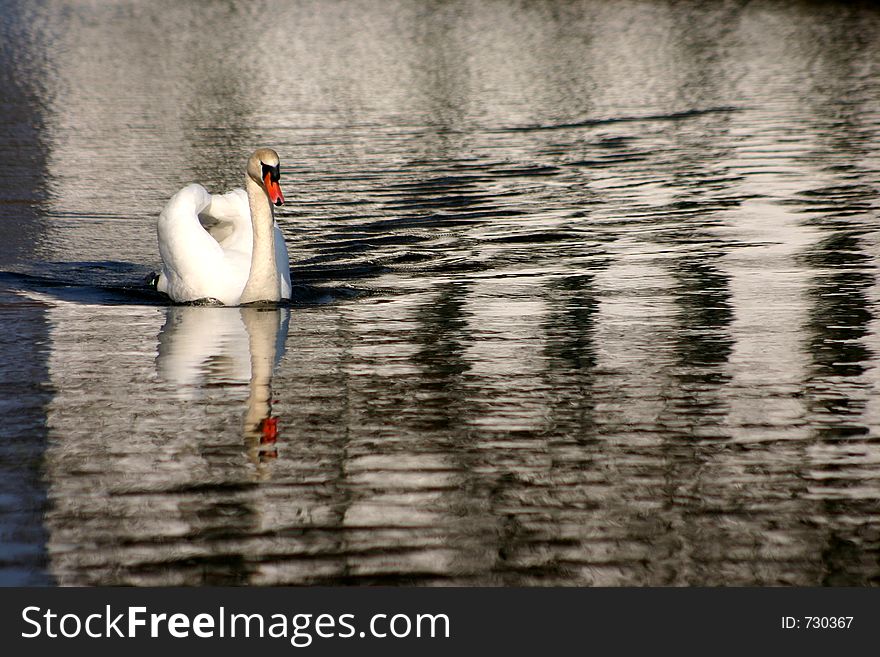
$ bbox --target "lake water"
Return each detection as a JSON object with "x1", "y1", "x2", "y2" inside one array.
[{"x1": 1, "y1": 0, "x2": 880, "y2": 586}]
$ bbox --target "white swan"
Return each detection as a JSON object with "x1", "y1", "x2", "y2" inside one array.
[
  {"x1": 156, "y1": 305, "x2": 291, "y2": 463},
  {"x1": 156, "y1": 148, "x2": 292, "y2": 305}
]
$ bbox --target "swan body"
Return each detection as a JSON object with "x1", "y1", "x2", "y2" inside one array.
[{"x1": 156, "y1": 149, "x2": 292, "y2": 305}]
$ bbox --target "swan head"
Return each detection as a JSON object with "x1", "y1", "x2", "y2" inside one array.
[{"x1": 247, "y1": 148, "x2": 284, "y2": 207}]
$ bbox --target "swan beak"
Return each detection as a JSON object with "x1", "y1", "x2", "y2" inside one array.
[
  {"x1": 264, "y1": 173, "x2": 285, "y2": 206},
  {"x1": 260, "y1": 416, "x2": 278, "y2": 443}
]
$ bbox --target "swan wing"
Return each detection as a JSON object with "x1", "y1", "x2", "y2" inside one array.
[
  {"x1": 274, "y1": 222, "x2": 292, "y2": 299},
  {"x1": 199, "y1": 188, "x2": 252, "y2": 250},
  {"x1": 157, "y1": 184, "x2": 249, "y2": 304}
]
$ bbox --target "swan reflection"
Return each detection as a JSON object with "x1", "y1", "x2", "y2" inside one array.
[{"x1": 156, "y1": 305, "x2": 290, "y2": 463}]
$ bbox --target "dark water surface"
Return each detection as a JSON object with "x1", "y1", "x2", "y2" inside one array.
[{"x1": 2, "y1": 0, "x2": 880, "y2": 585}]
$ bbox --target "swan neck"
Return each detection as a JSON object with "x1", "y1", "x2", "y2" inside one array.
[{"x1": 239, "y1": 175, "x2": 280, "y2": 304}]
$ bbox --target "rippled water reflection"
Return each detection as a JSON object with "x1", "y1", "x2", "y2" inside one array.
[{"x1": 1, "y1": 0, "x2": 880, "y2": 585}]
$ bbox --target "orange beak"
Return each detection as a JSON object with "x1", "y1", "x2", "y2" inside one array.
[
  {"x1": 259, "y1": 416, "x2": 278, "y2": 444},
  {"x1": 264, "y1": 172, "x2": 285, "y2": 206}
]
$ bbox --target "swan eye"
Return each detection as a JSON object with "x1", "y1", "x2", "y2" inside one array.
[{"x1": 261, "y1": 162, "x2": 280, "y2": 183}]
